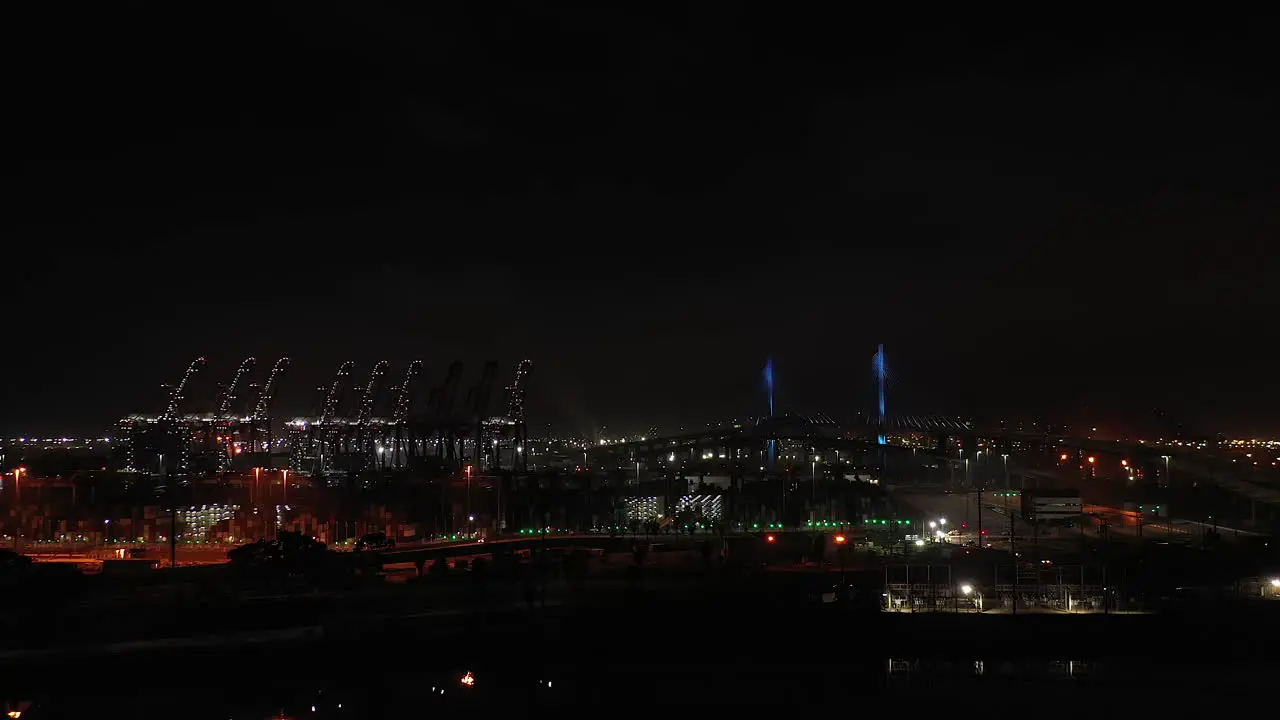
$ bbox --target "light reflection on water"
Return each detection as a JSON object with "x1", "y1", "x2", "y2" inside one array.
[{"x1": 885, "y1": 658, "x2": 1098, "y2": 681}]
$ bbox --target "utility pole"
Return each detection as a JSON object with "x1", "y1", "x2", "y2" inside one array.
[
  {"x1": 1009, "y1": 510, "x2": 1018, "y2": 615},
  {"x1": 168, "y1": 469, "x2": 178, "y2": 572},
  {"x1": 976, "y1": 487, "x2": 984, "y2": 548},
  {"x1": 1102, "y1": 564, "x2": 1108, "y2": 615}
]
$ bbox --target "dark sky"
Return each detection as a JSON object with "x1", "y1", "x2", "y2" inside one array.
[{"x1": 4, "y1": 6, "x2": 1278, "y2": 437}]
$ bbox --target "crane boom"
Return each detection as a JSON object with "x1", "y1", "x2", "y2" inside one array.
[
  {"x1": 321, "y1": 361, "x2": 355, "y2": 423},
  {"x1": 392, "y1": 360, "x2": 423, "y2": 420},
  {"x1": 253, "y1": 357, "x2": 290, "y2": 419},
  {"x1": 437, "y1": 361, "x2": 464, "y2": 419},
  {"x1": 504, "y1": 359, "x2": 532, "y2": 422},
  {"x1": 218, "y1": 357, "x2": 256, "y2": 415},
  {"x1": 163, "y1": 357, "x2": 207, "y2": 418},
  {"x1": 356, "y1": 360, "x2": 390, "y2": 424},
  {"x1": 470, "y1": 361, "x2": 499, "y2": 415}
]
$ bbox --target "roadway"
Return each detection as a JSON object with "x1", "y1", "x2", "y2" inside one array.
[
  {"x1": 368, "y1": 532, "x2": 715, "y2": 570},
  {"x1": 894, "y1": 492, "x2": 1194, "y2": 551}
]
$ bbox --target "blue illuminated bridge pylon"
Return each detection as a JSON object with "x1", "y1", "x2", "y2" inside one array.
[{"x1": 873, "y1": 344, "x2": 887, "y2": 446}]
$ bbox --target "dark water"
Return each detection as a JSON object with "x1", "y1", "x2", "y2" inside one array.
[
  {"x1": 3, "y1": 606, "x2": 1275, "y2": 714},
  {"x1": 2, "y1": 654, "x2": 1269, "y2": 714},
  {"x1": 4, "y1": 577, "x2": 1277, "y2": 714}
]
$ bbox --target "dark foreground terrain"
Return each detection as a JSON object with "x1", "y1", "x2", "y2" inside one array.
[{"x1": 0, "y1": 569, "x2": 1277, "y2": 713}]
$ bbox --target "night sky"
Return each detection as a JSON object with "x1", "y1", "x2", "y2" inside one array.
[{"x1": 4, "y1": 7, "x2": 1278, "y2": 437}]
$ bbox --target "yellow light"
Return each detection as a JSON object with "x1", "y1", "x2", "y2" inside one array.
[
  {"x1": 834, "y1": 535, "x2": 846, "y2": 544},
  {"x1": 460, "y1": 670, "x2": 476, "y2": 687},
  {"x1": 1087, "y1": 456, "x2": 1095, "y2": 464}
]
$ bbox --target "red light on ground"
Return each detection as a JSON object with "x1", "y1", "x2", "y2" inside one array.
[
  {"x1": 834, "y1": 534, "x2": 847, "y2": 544},
  {"x1": 1087, "y1": 456, "x2": 1096, "y2": 464},
  {"x1": 766, "y1": 534, "x2": 776, "y2": 543}
]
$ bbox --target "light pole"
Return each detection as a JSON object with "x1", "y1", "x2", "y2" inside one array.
[
  {"x1": 1001, "y1": 453, "x2": 1009, "y2": 491},
  {"x1": 961, "y1": 583, "x2": 983, "y2": 612},
  {"x1": 9, "y1": 467, "x2": 25, "y2": 552},
  {"x1": 465, "y1": 464, "x2": 473, "y2": 534},
  {"x1": 834, "y1": 533, "x2": 847, "y2": 585},
  {"x1": 280, "y1": 469, "x2": 289, "y2": 536},
  {"x1": 812, "y1": 455, "x2": 819, "y2": 503}
]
